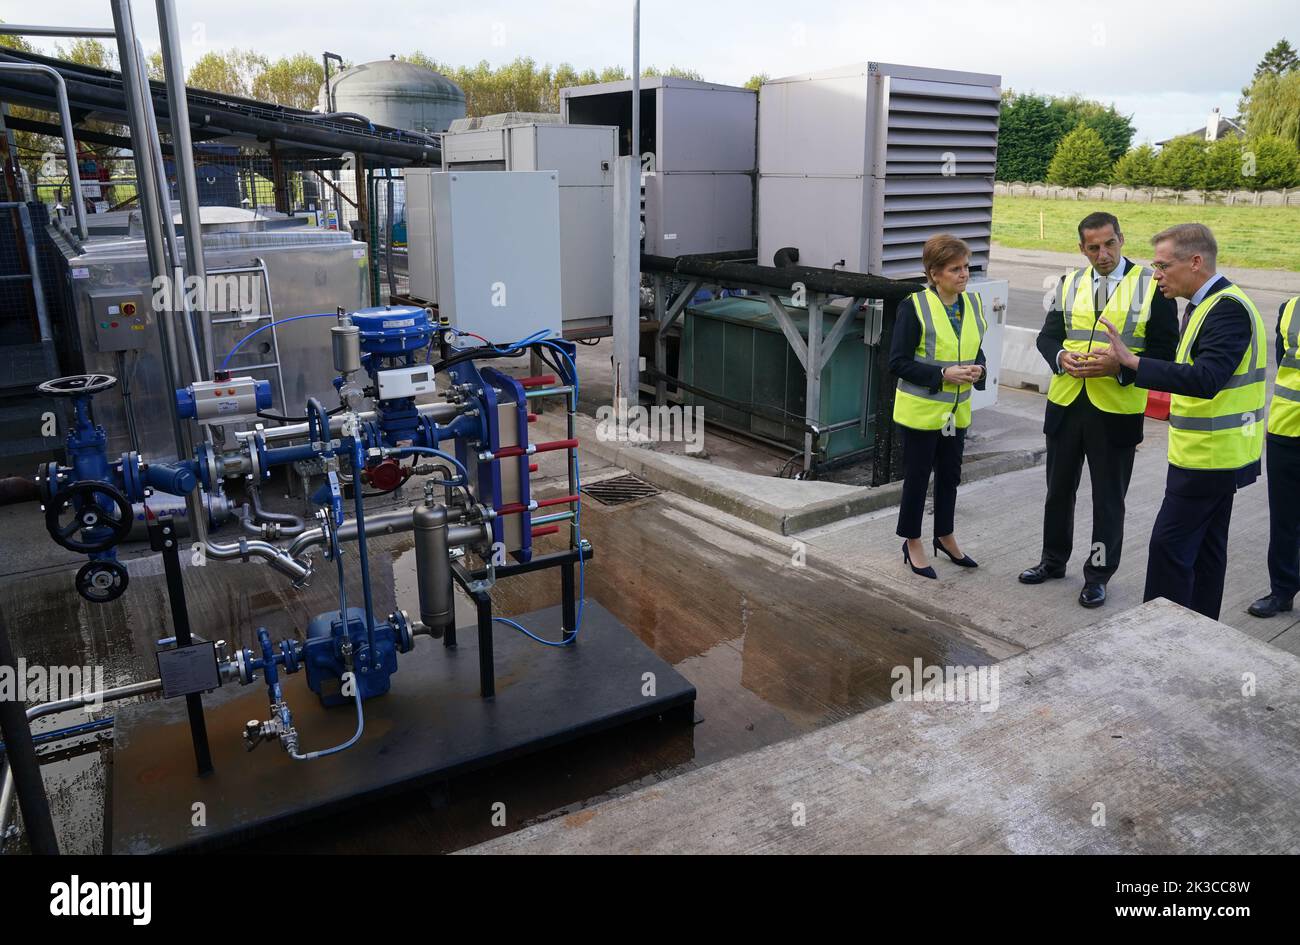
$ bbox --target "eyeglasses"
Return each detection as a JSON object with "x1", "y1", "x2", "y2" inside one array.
[{"x1": 1151, "y1": 260, "x2": 1179, "y2": 272}]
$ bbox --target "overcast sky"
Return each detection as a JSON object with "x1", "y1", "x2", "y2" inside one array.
[{"x1": 6, "y1": 0, "x2": 1298, "y2": 143}]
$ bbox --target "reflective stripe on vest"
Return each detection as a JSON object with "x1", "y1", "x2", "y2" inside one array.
[
  {"x1": 893, "y1": 289, "x2": 986, "y2": 431},
  {"x1": 1268, "y1": 295, "x2": 1300, "y2": 438},
  {"x1": 1167, "y1": 285, "x2": 1267, "y2": 471},
  {"x1": 1046, "y1": 263, "x2": 1157, "y2": 414}
]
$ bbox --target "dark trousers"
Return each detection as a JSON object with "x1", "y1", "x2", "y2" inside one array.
[
  {"x1": 1041, "y1": 399, "x2": 1136, "y2": 583},
  {"x1": 896, "y1": 425, "x2": 966, "y2": 540},
  {"x1": 1144, "y1": 489, "x2": 1235, "y2": 620},
  {"x1": 1266, "y1": 435, "x2": 1300, "y2": 599}
]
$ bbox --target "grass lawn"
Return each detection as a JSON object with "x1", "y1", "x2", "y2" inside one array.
[{"x1": 992, "y1": 195, "x2": 1300, "y2": 272}]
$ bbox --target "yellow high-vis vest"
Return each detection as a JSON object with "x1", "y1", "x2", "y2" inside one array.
[
  {"x1": 1167, "y1": 285, "x2": 1267, "y2": 471},
  {"x1": 1046, "y1": 263, "x2": 1158, "y2": 413},
  {"x1": 893, "y1": 288, "x2": 987, "y2": 431},
  {"x1": 1267, "y1": 295, "x2": 1300, "y2": 438}
]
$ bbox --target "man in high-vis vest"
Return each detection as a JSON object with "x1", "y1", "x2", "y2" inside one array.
[
  {"x1": 1247, "y1": 293, "x2": 1300, "y2": 618},
  {"x1": 1097, "y1": 223, "x2": 1267, "y2": 620},
  {"x1": 1019, "y1": 212, "x2": 1178, "y2": 609}
]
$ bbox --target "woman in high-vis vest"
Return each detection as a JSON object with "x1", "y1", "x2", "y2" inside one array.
[{"x1": 889, "y1": 234, "x2": 988, "y2": 579}]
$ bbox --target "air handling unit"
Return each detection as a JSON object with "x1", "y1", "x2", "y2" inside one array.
[
  {"x1": 757, "y1": 62, "x2": 1001, "y2": 279},
  {"x1": 561, "y1": 76, "x2": 756, "y2": 257}
]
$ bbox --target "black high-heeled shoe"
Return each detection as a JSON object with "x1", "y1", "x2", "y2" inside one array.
[
  {"x1": 902, "y1": 541, "x2": 937, "y2": 579},
  {"x1": 933, "y1": 538, "x2": 978, "y2": 568}
]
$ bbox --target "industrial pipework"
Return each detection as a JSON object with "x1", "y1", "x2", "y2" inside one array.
[{"x1": 31, "y1": 302, "x2": 587, "y2": 768}]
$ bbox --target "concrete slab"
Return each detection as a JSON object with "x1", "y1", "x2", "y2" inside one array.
[
  {"x1": 576, "y1": 405, "x2": 1045, "y2": 536},
  {"x1": 466, "y1": 599, "x2": 1300, "y2": 854}
]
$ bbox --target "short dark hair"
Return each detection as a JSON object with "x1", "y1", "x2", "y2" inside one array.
[
  {"x1": 921, "y1": 233, "x2": 970, "y2": 285},
  {"x1": 1077, "y1": 212, "x2": 1122, "y2": 242}
]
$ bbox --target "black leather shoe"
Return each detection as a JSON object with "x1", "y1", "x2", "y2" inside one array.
[
  {"x1": 1018, "y1": 563, "x2": 1065, "y2": 585},
  {"x1": 902, "y1": 541, "x2": 937, "y2": 580},
  {"x1": 933, "y1": 538, "x2": 978, "y2": 568},
  {"x1": 1248, "y1": 593, "x2": 1294, "y2": 618},
  {"x1": 1079, "y1": 582, "x2": 1106, "y2": 608}
]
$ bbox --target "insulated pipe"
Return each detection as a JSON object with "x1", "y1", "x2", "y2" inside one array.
[
  {"x1": 0, "y1": 63, "x2": 87, "y2": 239},
  {"x1": 413, "y1": 503, "x2": 453, "y2": 632},
  {"x1": 155, "y1": 0, "x2": 214, "y2": 378}
]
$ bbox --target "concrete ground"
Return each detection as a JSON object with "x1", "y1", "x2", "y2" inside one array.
[{"x1": 469, "y1": 599, "x2": 1300, "y2": 855}]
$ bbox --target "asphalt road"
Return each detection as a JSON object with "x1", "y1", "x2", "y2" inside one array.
[{"x1": 987, "y1": 245, "x2": 1300, "y2": 334}]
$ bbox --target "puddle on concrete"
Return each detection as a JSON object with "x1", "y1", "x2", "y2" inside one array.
[{"x1": 2, "y1": 487, "x2": 993, "y2": 854}]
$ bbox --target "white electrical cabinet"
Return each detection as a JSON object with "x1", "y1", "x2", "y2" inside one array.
[
  {"x1": 965, "y1": 277, "x2": 1008, "y2": 412},
  {"x1": 440, "y1": 122, "x2": 616, "y2": 333},
  {"x1": 758, "y1": 62, "x2": 1001, "y2": 279},
  {"x1": 406, "y1": 169, "x2": 562, "y2": 344}
]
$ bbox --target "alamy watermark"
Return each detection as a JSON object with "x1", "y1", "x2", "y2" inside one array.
[
  {"x1": 151, "y1": 271, "x2": 261, "y2": 322},
  {"x1": 595, "y1": 398, "x2": 704, "y2": 453},
  {"x1": 0, "y1": 658, "x2": 105, "y2": 711},
  {"x1": 891, "y1": 658, "x2": 999, "y2": 712}
]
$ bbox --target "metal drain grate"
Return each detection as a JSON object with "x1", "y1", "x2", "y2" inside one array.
[{"x1": 581, "y1": 474, "x2": 660, "y2": 506}]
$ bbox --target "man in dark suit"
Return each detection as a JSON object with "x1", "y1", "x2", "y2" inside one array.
[
  {"x1": 1019, "y1": 212, "x2": 1178, "y2": 607},
  {"x1": 1095, "y1": 223, "x2": 1267, "y2": 620}
]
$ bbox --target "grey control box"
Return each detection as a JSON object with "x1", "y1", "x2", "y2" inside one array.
[{"x1": 89, "y1": 290, "x2": 149, "y2": 352}]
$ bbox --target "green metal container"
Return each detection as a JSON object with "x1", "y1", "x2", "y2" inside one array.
[{"x1": 680, "y1": 297, "x2": 875, "y2": 461}]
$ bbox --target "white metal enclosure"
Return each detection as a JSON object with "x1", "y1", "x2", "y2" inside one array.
[
  {"x1": 406, "y1": 169, "x2": 562, "y2": 344},
  {"x1": 441, "y1": 122, "x2": 617, "y2": 334},
  {"x1": 561, "y1": 76, "x2": 757, "y2": 258},
  {"x1": 758, "y1": 62, "x2": 1001, "y2": 279}
]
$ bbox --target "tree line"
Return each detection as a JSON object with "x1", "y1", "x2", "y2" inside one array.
[
  {"x1": 1005, "y1": 39, "x2": 1300, "y2": 190},
  {"x1": 5, "y1": 25, "x2": 1299, "y2": 196}
]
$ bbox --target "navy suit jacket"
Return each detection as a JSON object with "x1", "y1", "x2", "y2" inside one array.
[{"x1": 1135, "y1": 275, "x2": 1260, "y2": 496}]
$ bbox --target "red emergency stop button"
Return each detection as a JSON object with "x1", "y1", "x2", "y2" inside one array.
[{"x1": 123, "y1": 302, "x2": 136, "y2": 315}]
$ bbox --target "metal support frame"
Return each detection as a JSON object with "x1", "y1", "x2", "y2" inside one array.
[
  {"x1": 148, "y1": 514, "x2": 213, "y2": 775},
  {"x1": 650, "y1": 275, "x2": 867, "y2": 475},
  {"x1": 450, "y1": 544, "x2": 593, "y2": 699}
]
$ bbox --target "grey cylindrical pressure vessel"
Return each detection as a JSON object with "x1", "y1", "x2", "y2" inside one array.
[
  {"x1": 413, "y1": 503, "x2": 453, "y2": 632},
  {"x1": 331, "y1": 321, "x2": 362, "y2": 374}
]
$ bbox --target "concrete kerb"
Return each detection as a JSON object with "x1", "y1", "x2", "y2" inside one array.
[{"x1": 576, "y1": 412, "x2": 1045, "y2": 536}]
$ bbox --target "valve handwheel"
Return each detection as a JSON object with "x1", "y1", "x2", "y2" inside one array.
[
  {"x1": 75, "y1": 560, "x2": 129, "y2": 604},
  {"x1": 37, "y1": 374, "x2": 118, "y2": 397},
  {"x1": 45, "y1": 479, "x2": 133, "y2": 553}
]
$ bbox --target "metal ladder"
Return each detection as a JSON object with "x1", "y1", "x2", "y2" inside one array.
[{"x1": 206, "y1": 257, "x2": 289, "y2": 411}]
